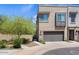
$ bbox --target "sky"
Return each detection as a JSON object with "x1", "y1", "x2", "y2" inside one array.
[
  {"x1": 0, "y1": 4, "x2": 79, "y2": 23},
  {"x1": 0, "y1": 4, "x2": 38, "y2": 23}
]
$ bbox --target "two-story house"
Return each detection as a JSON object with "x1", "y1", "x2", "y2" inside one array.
[{"x1": 36, "y1": 5, "x2": 79, "y2": 41}]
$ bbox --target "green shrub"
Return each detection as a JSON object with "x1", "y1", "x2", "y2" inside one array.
[
  {"x1": 0, "y1": 40, "x2": 7, "y2": 48},
  {"x1": 13, "y1": 38, "x2": 21, "y2": 48},
  {"x1": 39, "y1": 39, "x2": 46, "y2": 44},
  {"x1": 2, "y1": 40, "x2": 7, "y2": 43},
  {"x1": 21, "y1": 38, "x2": 30, "y2": 44}
]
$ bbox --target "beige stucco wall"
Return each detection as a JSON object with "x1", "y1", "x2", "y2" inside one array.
[
  {"x1": 39, "y1": 6, "x2": 67, "y2": 31},
  {"x1": 38, "y1": 6, "x2": 79, "y2": 41},
  {"x1": 38, "y1": 6, "x2": 68, "y2": 40},
  {"x1": 0, "y1": 34, "x2": 33, "y2": 41}
]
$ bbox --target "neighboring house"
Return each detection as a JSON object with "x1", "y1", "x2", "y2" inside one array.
[{"x1": 36, "y1": 5, "x2": 79, "y2": 41}]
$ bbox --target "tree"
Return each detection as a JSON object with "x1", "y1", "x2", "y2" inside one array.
[
  {"x1": 0, "y1": 16, "x2": 35, "y2": 39},
  {"x1": 12, "y1": 16, "x2": 35, "y2": 37},
  {"x1": 0, "y1": 16, "x2": 12, "y2": 34}
]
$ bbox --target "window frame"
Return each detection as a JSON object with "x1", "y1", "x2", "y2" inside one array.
[
  {"x1": 55, "y1": 12, "x2": 66, "y2": 22},
  {"x1": 38, "y1": 12, "x2": 49, "y2": 23},
  {"x1": 69, "y1": 12, "x2": 77, "y2": 24},
  {"x1": 55, "y1": 12, "x2": 66, "y2": 27}
]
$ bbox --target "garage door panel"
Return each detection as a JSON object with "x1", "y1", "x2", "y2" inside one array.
[{"x1": 44, "y1": 31, "x2": 64, "y2": 41}]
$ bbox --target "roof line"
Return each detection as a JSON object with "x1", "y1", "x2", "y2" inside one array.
[{"x1": 39, "y1": 4, "x2": 79, "y2": 7}]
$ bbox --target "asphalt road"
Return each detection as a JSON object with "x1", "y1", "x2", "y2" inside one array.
[{"x1": 43, "y1": 47, "x2": 79, "y2": 55}]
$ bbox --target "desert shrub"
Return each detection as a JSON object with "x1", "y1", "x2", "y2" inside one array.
[
  {"x1": 13, "y1": 38, "x2": 21, "y2": 48},
  {"x1": 0, "y1": 40, "x2": 7, "y2": 48},
  {"x1": 39, "y1": 39, "x2": 46, "y2": 44},
  {"x1": 21, "y1": 38, "x2": 30, "y2": 44},
  {"x1": 8, "y1": 39, "x2": 14, "y2": 44}
]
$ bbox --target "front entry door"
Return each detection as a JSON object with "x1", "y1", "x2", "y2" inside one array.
[{"x1": 69, "y1": 30, "x2": 74, "y2": 40}]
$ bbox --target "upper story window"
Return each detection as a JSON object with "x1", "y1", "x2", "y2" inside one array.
[
  {"x1": 69, "y1": 12, "x2": 77, "y2": 23},
  {"x1": 38, "y1": 13, "x2": 49, "y2": 22},
  {"x1": 56, "y1": 13, "x2": 66, "y2": 22},
  {"x1": 55, "y1": 13, "x2": 66, "y2": 26}
]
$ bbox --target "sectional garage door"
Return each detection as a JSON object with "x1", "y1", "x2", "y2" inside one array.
[{"x1": 44, "y1": 31, "x2": 64, "y2": 41}]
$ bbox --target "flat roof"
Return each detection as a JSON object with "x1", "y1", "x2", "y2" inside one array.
[{"x1": 39, "y1": 4, "x2": 79, "y2": 7}]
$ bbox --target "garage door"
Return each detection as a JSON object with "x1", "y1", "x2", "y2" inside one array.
[{"x1": 44, "y1": 31, "x2": 64, "y2": 41}]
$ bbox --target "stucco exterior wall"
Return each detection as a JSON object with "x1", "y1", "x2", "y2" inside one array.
[
  {"x1": 38, "y1": 6, "x2": 79, "y2": 41},
  {"x1": 38, "y1": 6, "x2": 68, "y2": 40},
  {"x1": 39, "y1": 6, "x2": 67, "y2": 31}
]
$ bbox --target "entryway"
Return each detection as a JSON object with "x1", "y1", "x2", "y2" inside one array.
[{"x1": 69, "y1": 30, "x2": 74, "y2": 40}]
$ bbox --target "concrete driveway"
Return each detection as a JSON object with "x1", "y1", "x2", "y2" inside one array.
[{"x1": 33, "y1": 41, "x2": 79, "y2": 55}]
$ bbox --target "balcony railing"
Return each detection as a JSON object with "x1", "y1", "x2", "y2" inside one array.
[{"x1": 55, "y1": 21, "x2": 65, "y2": 27}]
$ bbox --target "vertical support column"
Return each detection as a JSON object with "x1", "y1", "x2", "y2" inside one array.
[
  {"x1": 64, "y1": 27, "x2": 68, "y2": 41},
  {"x1": 77, "y1": 30, "x2": 79, "y2": 41},
  {"x1": 64, "y1": 7, "x2": 68, "y2": 41},
  {"x1": 74, "y1": 28, "x2": 78, "y2": 41}
]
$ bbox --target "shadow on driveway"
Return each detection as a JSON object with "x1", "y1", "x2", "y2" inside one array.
[{"x1": 43, "y1": 47, "x2": 79, "y2": 55}]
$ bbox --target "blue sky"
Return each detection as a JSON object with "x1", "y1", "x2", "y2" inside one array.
[
  {"x1": 0, "y1": 4, "x2": 79, "y2": 23},
  {"x1": 0, "y1": 4, "x2": 38, "y2": 23}
]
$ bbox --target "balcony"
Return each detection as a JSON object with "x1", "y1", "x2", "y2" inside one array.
[{"x1": 55, "y1": 21, "x2": 65, "y2": 27}]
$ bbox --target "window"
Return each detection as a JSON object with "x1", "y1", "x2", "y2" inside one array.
[
  {"x1": 55, "y1": 13, "x2": 66, "y2": 26},
  {"x1": 38, "y1": 13, "x2": 49, "y2": 22},
  {"x1": 69, "y1": 12, "x2": 77, "y2": 23},
  {"x1": 56, "y1": 13, "x2": 66, "y2": 22}
]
